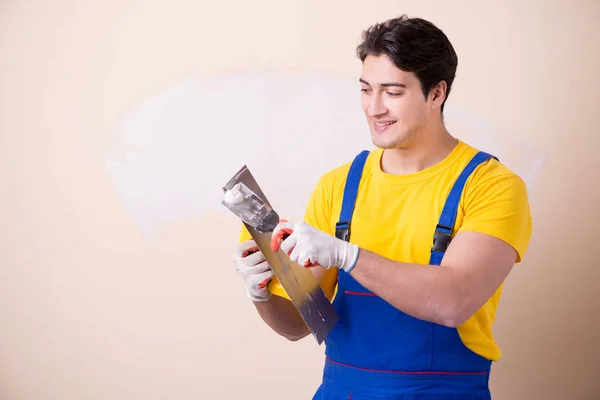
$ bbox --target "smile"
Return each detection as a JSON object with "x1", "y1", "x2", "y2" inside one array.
[
  {"x1": 374, "y1": 121, "x2": 396, "y2": 127},
  {"x1": 373, "y1": 121, "x2": 397, "y2": 132}
]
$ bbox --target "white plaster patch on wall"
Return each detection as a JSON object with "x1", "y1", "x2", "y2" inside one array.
[{"x1": 105, "y1": 71, "x2": 546, "y2": 236}]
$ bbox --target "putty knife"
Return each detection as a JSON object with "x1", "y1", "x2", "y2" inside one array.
[{"x1": 221, "y1": 165, "x2": 339, "y2": 344}]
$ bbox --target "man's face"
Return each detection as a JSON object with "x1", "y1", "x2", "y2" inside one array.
[{"x1": 360, "y1": 54, "x2": 432, "y2": 149}]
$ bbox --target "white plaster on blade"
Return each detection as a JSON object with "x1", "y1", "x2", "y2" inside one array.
[
  {"x1": 104, "y1": 71, "x2": 546, "y2": 237},
  {"x1": 223, "y1": 184, "x2": 245, "y2": 206}
]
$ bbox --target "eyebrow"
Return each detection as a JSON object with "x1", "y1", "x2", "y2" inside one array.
[{"x1": 359, "y1": 78, "x2": 407, "y2": 88}]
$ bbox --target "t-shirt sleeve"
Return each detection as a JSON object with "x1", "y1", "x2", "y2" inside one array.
[
  {"x1": 458, "y1": 162, "x2": 533, "y2": 263},
  {"x1": 302, "y1": 174, "x2": 335, "y2": 235},
  {"x1": 237, "y1": 174, "x2": 338, "y2": 299},
  {"x1": 238, "y1": 224, "x2": 252, "y2": 242}
]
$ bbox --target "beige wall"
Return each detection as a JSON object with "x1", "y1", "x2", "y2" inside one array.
[{"x1": 1, "y1": 1, "x2": 599, "y2": 399}]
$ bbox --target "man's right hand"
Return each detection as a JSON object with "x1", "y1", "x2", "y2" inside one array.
[{"x1": 233, "y1": 240, "x2": 274, "y2": 302}]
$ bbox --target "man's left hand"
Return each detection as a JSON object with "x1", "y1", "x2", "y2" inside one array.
[{"x1": 269, "y1": 221, "x2": 360, "y2": 272}]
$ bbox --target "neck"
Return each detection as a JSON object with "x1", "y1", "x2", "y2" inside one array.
[{"x1": 380, "y1": 121, "x2": 457, "y2": 175}]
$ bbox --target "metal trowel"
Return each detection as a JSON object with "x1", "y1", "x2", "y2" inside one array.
[{"x1": 221, "y1": 165, "x2": 339, "y2": 345}]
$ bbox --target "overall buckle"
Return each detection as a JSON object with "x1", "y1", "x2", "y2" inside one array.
[
  {"x1": 335, "y1": 221, "x2": 351, "y2": 242},
  {"x1": 432, "y1": 224, "x2": 453, "y2": 252}
]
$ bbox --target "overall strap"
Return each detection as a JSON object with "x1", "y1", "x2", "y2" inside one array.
[
  {"x1": 335, "y1": 150, "x2": 370, "y2": 242},
  {"x1": 429, "y1": 151, "x2": 498, "y2": 266}
]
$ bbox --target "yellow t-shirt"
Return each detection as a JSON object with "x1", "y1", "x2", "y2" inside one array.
[{"x1": 238, "y1": 139, "x2": 532, "y2": 361}]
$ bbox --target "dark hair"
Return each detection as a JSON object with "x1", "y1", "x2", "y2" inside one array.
[{"x1": 356, "y1": 15, "x2": 458, "y2": 112}]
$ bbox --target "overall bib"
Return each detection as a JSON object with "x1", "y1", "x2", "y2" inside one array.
[{"x1": 313, "y1": 150, "x2": 497, "y2": 400}]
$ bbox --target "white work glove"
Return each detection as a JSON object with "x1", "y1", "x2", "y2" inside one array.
[
  {"x1": 233, "y1": 240, "x2": 274, "y2": 302},
  {"x1": 269, "y1": 221, "x2": 360, "y2": 273}
]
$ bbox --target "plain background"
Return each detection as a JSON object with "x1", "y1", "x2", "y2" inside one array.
[{"x1": 1, "y1": 0, "x2": 599, "y2": 399}]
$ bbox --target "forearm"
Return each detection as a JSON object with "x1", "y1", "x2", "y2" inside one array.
[
  {"x1": 253, "y1": 294, "x2": 310, "y2": 341},
  {"x1": 270, "y1": 222, "x2": 516, "y2": 329},
  {"x1": 350, "y1": 249, "x2": 468, "y2": 327}
]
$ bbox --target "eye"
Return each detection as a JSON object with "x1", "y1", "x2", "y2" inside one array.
[
  {"x1": 360, "y1": 87, "x2": 371, "y2": 93},
  {"x1": 387, "y1": 92, "x2": 403, "y2": 97}
]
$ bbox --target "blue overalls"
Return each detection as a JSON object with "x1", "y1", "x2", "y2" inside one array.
[{"x1": 313, "y1": 150, "x2": 497, "y2": 400}]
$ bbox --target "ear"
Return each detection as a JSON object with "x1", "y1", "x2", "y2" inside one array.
[{"x1": 429, "y1": 81, "x2": 447, "y2": 109}]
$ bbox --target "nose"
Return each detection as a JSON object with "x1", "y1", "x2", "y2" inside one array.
[{"x1": 366, "y1": 93, "x2": 387, "y2": 117}]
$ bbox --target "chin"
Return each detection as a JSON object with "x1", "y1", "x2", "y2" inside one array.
[
  {"x1": 372, "y1": 139, "x2": 396, "y2": 149},
  {"x1": 371, "y1": 131, "x2": 408, "y2": 149}
]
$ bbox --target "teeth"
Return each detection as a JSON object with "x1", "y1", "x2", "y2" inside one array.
[{"x1": 375, "y1": 121, "x2": 395, "y2": 126}]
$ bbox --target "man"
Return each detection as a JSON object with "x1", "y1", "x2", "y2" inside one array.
[{"x1": 232, "y1": 15, "x2": 532, "y2": 399}]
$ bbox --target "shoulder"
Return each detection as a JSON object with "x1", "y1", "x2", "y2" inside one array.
[
  {"x1": 457, "y1": 142, "x2": 532, "y2": 261},
  {"x1": 313, "y1": 149, "x2": 378, "y2": 199},
  {"x1": 316, "y1": 162, "x2": 350, "y2": 193},
  {"x1": 302, "y1": 151, "x2": 369, "y2": 235},
  {"x1": 463, "y1": 144, "x2": 529, "y2": 202}
]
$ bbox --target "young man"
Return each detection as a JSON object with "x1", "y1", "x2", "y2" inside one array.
[{"x1": 232, "y1": 15, "x2": 532, "y2": 399}]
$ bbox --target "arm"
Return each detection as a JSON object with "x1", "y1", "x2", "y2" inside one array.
[
  {"x1": 271, "y1": 169, "x2": 532, "y2": 328},
  {"x1": 252, "y1": 266, "x2": 331, "y2": 341},
  {"x1": 233, "y1": 237, "x2": 324, "y2": 341},
  {"x1": 253, "y1": 295, "x2": 310, "y2": 341},
  {"x1": 254, "y1": 267, "x2": 331, "y2": 341},
  {"x1": 349, "y1": 231, "x2": 517, "y2": 327},
  {"x1": 234, "y1": 174, "x2": 337, "y2": 341}
]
